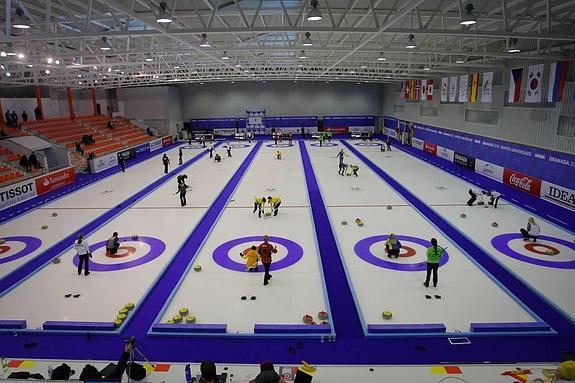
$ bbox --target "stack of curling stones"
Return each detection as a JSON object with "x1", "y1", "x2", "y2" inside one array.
[
  {"x1": 114, "y1": 303, "x2": 135, "y2": 327},
  {"x1": 166, "y1": 308, "x2": 196, "y2": 324},
  {"x1": 193, "y1": 264, "x2": 202, "y2": 272},
  {"x1": 382, "y1": 310, "x2": 393, "y2": 320},
  {"x1": 355, "y1": 218, "x2": 364, "y2": 227}
]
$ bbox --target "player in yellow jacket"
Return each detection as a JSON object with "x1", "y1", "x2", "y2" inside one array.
[
  {"x1": 267, "y1": 196, "x2": 282, "y2": 216},
  {"x1": 241, "y1": 245, "x2": 260, "y2": 272},
  {"x1": 253, "y1": 196, "x2": 267, "y2": 218}
]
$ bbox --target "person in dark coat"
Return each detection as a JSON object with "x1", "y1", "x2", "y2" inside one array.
[
  {"x1": 34, "y1": 106, "x2": 41, "y2": 120},
  {"x1": 10, "y1": 111, "x2": 18, "y2": 127},
  {"x1": 19, "y1": 154, "x2": 31, "y2": 172},
  {"x1": 162, "y1": 154, "x2": 170, "y2": 173},
  {"x1": 28, "y1": 152, "x2": 39, "y2": 169},
  {"x1": 4, "y1": 110, "x2": 11, "y2": 126},
  {"x1": 21, "y1": 111, "x2": 28, "y2": 123},
  {"x1": 258, "y1": 236, "x2": 277, "y2": 286},
  {"x1": 118, "y1": 154, "x2": 125, "y2": 172},
  {"x1": 178, "y1": 147, "x2": 183, "y2": 165},
  {"x1": 176, "y1": 181, "x2": 187, "y2": 206},
  {"x1": 250, "y1": 361, "x2": 284, "y2": 383},
  {"x1": 105, "y1": 232, "x2": 120, "y2": 254}
]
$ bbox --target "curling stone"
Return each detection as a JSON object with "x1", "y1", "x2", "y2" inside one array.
[
  {"x1": 173, "y1": 314, "x2": 182, "y2": 323},
  {"x1": 117, "y1": 313, "x2": 127, "y2": 320},
  {"x1": 179, "y1": 307, "x2": 189, "y2": 316},
  {"x1": 131, "y1": 234, "x2": 139, "y2": 240},
  {"x1": 382, "y1": 310, "x2": 393, "y2": 320},
  {"x1": 300, "y1": 361, "x2": 316, "y2": 374},
  {"x1": 303, "y1": 314, "x2": 313, "y2": 324},
  {"x1": 52, "y1": 257, "x2": 61, "y2": 264},
  {"x1": 310, "y1": 321, "x2": 317, "y2": 325},
  {"x1": 318, "y1": 311, "x2": 329, "y2": 320},
  {"x1": 357, "y1": 221, "x2": 364, "y2": 227},
  {"x1": 193, "y1": 264, "x2": 202, "y2": 272},
  {"x1": 186, "y1": 315, "x2": 196, "y2": 323},
  {"x1": 265, "y1": 212, "x2": 272, "y2": 217},
  {"x1": 355, "y1": 218, "x2": 361, "y2": 223},
  {"x1": 0, "y1": 238, "x2": 5, "y2": 245},
  {"x1": 119, "y1": 308, "x2": 129, "y2": 315},
  {"x1": 460, "y1": 213, "x2": 467, "y2": 218},
  {"x1": 166, "y1": 319, "x2": 175, "y2": 325},
  {"x1": 114, "y1": 319, "x2": 124, "y2": 327},
  {"x1": 341, "y1": 220, "x2": 348, "y2": 225},
  {"x1": 51, "y1": 212, "x2": 58, "y2": 217},
  {"x1": 320, "y1": 320, "x2": 329, "y2": 325},
  {"x1": 387, "y1": 205, "x2": 392, "y2": 210},
  {"x1": 491, "y1": 222, "x2": 499, "y2": 227},
  {"x1": 125, "y1": 303, "x2": 135, "y2": 310},
  {"x1": 545, "y1": 250, "x2": 556, "y2": 255},
  {"x1": 41, "y1": 224, "x2": 48, "y2": 230}
]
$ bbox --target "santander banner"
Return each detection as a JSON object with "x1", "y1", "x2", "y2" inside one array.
[
  {"x1": 424, "y1": 142, "x2": 437, "y2": 156},
  {"x1": 162, "y1": 135, "x2": 173, "y2": 146},
  {"x1": 35, "y1": 167, "x2": 76, "y2": 196},
  {"x1": 503, "y1": 168, "x2": 542, "y2": 197}
]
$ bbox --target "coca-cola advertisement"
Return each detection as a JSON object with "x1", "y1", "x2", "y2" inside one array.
[
  {"x1": 503, "y1": 168, "x2": 542, "y2": 197},
  {"x1": 424, "y1": 142, "x2": 437, "y2": 155},
  {"x1": 35, "y1": 167, "x2": 76, "y2": 196},
  {"x1": 453, "y1": 151, "x2": 476, "y2": 170}
]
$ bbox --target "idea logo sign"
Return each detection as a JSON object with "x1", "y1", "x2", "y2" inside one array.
[{"x1": 503, "y1": 168, "x2": 541, "y2": 196}]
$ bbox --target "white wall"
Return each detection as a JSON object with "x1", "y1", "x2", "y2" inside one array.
[
  {"x1": 1, "y1": 97, "x2": 61, "y2": 120},
  {"x1": 117, "y1": 86, "x2": 176, "y2": 136}
]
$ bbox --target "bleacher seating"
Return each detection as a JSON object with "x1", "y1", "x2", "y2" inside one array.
[
  {"x1": 0, "y1": 146, "x2": 28, "y2": 186},
  {"x1": 77, "y1": 115, "x2": 154, "y2": 149},
  {"x1": 0, "y1": 122, "x2": 30, "y2": 138}
]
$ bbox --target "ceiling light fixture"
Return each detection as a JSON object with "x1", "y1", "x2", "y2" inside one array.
[
  {"x1": 423, "y1": 64, "x2": 431, "y2": 71},
  {"x1": 99, "y1": 37, "x2": 112, "y2": 51},
  {"x1": 13, "y1": 8, "x2": 30, "y2": 29},
  {"x1": 460, "y1": 3, "x2": 477, "y2": 26},
  {"x1": 377, "y1": 52, "x2": 386, "y2": 61},
  {"x1": 455, "y1": 55, "x2": 465, "y2": 64},
  {"x1": 307, "y1": 0, "x2": 322, "y2": 21},
  {"x1": 302, "y1": 32, "x2": 313, "y2": 46},
  {"x1": 156, "y1": 2, "x2": 172, "y2": 23},
  {"x1": 221, "y1": 51, "x2": 230, "y2": 60},
  {"x1": 199, "y1": 33, "x2": 211, "y2": 48},
  {"x1": 406, "y1": 34, "x2": 416, "y2": 49},
  {"x1": 0, "y1": 52, "x2": 6, "y2": 57},
  {"x1": 299, "y1": 51, "x2": 307, "y2": 59},
  {"x1": 55, "y1": 59, "x2": 60, "y2": 65},
  {"x1": 47, "y1": 57, "x2": 53, "y2": 64},
  {"x1": 6, "y1": 72, "x2": 11, "y2": 77},
  {"x1": 45, "y1": 69, "x2": 50, "y2": 74},
  {"x1": 17, "y1": 53, "x2": 25, "y2": 59},
  {"x1": 507, "y1": 38, "x2": 520, "y2": 53}
]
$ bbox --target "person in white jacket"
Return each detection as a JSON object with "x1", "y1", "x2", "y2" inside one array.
[
  {"x1": 520, "y1": 217, "x2": 540, "y2": 242},
  {"x1": 74, "y1": 233, "x2": 91, "y2": 276}
]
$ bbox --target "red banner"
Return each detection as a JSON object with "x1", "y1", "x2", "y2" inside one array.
[
  {"x1": 35, "y1": 167, "x2": 76, "y2": 196},
  {"x1": 328, "y1": 126, "x2": 349, "y2": 134},
  {"x1": 162, "y1": 136, "x2": 173, "y2": 146},
  {"x1": 503, "y1": 168, "x2": 542, "y2": 196},
  {"x1": 423, "y1": 142, "x2": 437, "y2": 155}
]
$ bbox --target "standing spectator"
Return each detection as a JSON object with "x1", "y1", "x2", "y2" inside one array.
[
  {"x1": 226, "y1": 143, "x2": 232, "y2": 157},
  {"x1": 200, "y1": 361, "x2": 220, "y2": 383},
  {"x1": 19, "y1": 154, "x2": 31, "y2": 172},
  {"x1": 162, "y1": 153, "x2": 170, "y2": 174},
  {"x1": 34, "y1": 106, "x2": 41, "y2": 120},
  {"x1": 89, "y1": 135, "x2": 96, "y2": 145},
  {"x1": 10, "y1": 111, "x2": 18, "y2": 127},
  {"x1": 208, "y1": 144, "x2": 214, "y2": 158},
  {"x1": 74, "y1": 233, "x2": 91, "y2": 276},
  {"x1": 4, "y1": 110, "x2": 11, "y2": 126},
  {"x1": 250, "y1": 361, "x2": 285, "y2": 383},
  {"x1": 178, "y1": 147, "x2": 183, "y2": 165},
  {"x1": 187, "y1": 132, "x2": 192, "y2": 145},
  {"x1": 423, "y1": 238, "x2": 444, "y2": 288},
  {"x1": 105, "y1": 232, "x2": 120, "y2": 255},
  {"x1": 28, "y1": 152, "x2": 39, "y2": 170},
  {"x1": 384, "y1": 234, "x2": 402, "y2": 258},
  {"x1": 118, "y1": 154, "x2": 125, "y2": 172},
  {"x1": 288, "y1": 132, "x2": 292, "y2": 144},
  {"x1": 258, "y1": 235, "x2": 277, "y2": 286},
  {"x1": 520, "y1": 217, "x2": 540, "y2": 242},
  {"x1": 147, "y1": 126, "x2": 153, "y2": 136},
  {"x1": 107, "y1": 120, "x2": 114, "y2": 129},
  {"x1": 21, "y1": 110, "x2": 28, "y2": 123},
  {"x1": 176, "y1": 181, "x2": 187, "y2": 206},
  {"x1": 386, "y1": 136, "x2": 392, "y2": 151},
  {"x1": 75, "y1": 142, "x2": 84, "y2": 156}
]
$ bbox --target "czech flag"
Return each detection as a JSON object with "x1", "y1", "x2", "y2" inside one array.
[
  {"x1": 508, "y1": 68, "x2": 523, "y2": 103},
  {"x1": 547, "y1": 61, "x2": 569, "y2": 102}
]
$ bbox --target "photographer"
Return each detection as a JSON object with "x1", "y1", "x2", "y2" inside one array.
[{"x1": 79, "y1": 339, "x2": 146, "y2": 381}]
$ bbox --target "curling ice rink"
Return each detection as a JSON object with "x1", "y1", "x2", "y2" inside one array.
[{"x1": 0, "y1": 139, "x2": 572, "y2": 329}]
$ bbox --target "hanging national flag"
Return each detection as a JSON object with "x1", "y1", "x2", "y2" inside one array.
[
  {"x1": 404, "y1": 81, "x2": 410, "y2": 99},
  {"x1": 481, "y1": 72, "x2": 493, "y2": 102},
  {"x1": 441, "y1": 78, "x2": 448, "y2": 102},
  {"x1": 547, "y1": 61, "x2": 569, "y2": 102},
  {"x1": 400, "y1": 81, "x2": 405, "y2": 99},
  {"x1": 410, "y1": 80, "x2": 415, "y2": 100},
  {"x1": 420, "y1": 79, "x2": 427, "y2": 101},
  {"x1": 449, "y1": 76, "x2": 457, "y2": 102},
  {"x1": 470, "y1": 73, "x2": 480, "y2": 102},
  {"x1": 415, "y1": 80, "x2": 421, "y2": 100},
  {"x1": 458, "y1": 75, "x2": 469, "y2": 102},
  {"x1": 508, "y1": 68, "x2": 523, "y2": 103},
  {"x1": 525, "y1": 64, "x2": 544, "y2": 103},
  {"x1": 427, "y1": 79, "x2": 434, "y2": 101}
]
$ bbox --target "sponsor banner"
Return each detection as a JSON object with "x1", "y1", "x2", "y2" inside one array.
[
  {"x1": 454, "y1": 151, "x2": 476, "y2": 170},
  {"x1": 90, "y1": 152, "x2": 119, "y2": 173},
  {"x1": 135, "y1": 143, "x2": 150, "y2": 155},
  {"x1": 329, "y1": 127, "x2": 349, "y2": 134},
  {"x1": 503, "y1": 168, "x2": 542, "y2": 197},
  {"x1": 162, "y1": 135, "x2": 173, "y2": 146},
  {"x1": 118, "y1": 148, "x2": 136, "y2": 161},
  {"x1": 349, "y1": 126, "x2": 374, "y2": 133},
  {"x1": 541, "y1": 181, "x2": 575, "y2": 210},
  {"x1": 424, "y1": 141, "x2": 437, "y2": 155},
  {"x1": 412, "y1": 138, "x2": 424, "y2": 150},
  {"x1": 475, "y1": 159, "x2": 504, "y2": 182},
  {"x1": 149, "y1": 138, "x2": 163, "y2": 152},
  {"x1": 35, "y1": 167, "x2": 76, "y2": 196},
  {"x1": 436, "y1": 145, "x2": 455, "y2": 163},
  {"x1": 0, "y1": 178, "x2": 37, "y2": 210},
  {"x1": 213, "y1": 128, "x2": 237, "y2": 136}
]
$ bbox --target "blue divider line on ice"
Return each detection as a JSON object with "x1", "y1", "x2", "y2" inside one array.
[
  {"x1": 126, "y1": 142, "x2": 263, "y2": 336},
  {"x1": 0, "y1": 141, "x2": 180, "y2": 225},
  {"x1": 0, "y1": 143, "x2": 221, "y2": 298},
  {"x1": 298, "y1": 141, "x2": 364, "y2": 339},
  {"x1": 341, "y1": 140, "x2": 575, "y2": 336}
]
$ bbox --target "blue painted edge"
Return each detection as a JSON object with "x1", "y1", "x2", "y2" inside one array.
[
  {"x1": 151, "y1": 323, "x2": 227, "y2": 333},
  {"x1": 0, "y1": 320, "x2": 26, "y2": 329},
  {"x1": 470, "y1": 322, "x2": 551, "y2": 333},
  {"x1": 254, "y1": 324, "x2": 331, "y2": 334},
  {"x1": 43, "y1": 321, "x2": 116, "y2": 331},
  {"x1": 367, "y1": 323, "x2": 446, "y2": 334}
]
